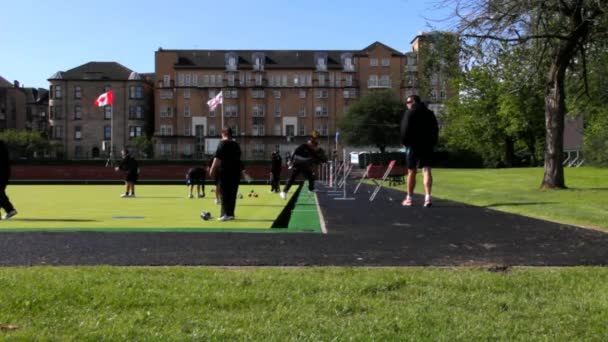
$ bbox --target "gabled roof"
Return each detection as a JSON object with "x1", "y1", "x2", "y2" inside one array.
[
  {"x1": 48, "y1": 62, "x2": 134, "y2": 81},
  {"x1": 360, "y1": 41, "x2": 404, "y2": 56},
  {"x1": 0, "y1": 76, "x2": 13, "y2": 87}
]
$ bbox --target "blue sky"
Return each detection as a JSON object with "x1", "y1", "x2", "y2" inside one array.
[{"x1": 0, "y1": 0, "x2": 455, "y2": 89}]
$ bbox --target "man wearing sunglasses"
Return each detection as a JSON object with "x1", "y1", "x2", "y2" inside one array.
[{"x1": 400, "y1": 95, "x2": 439, "y2": 207}]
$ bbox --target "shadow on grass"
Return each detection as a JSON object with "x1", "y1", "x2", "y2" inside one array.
[
  {"x1": 484, "y1": 202, "x2": 558, "y2": 208},
  {"x1": 236, "y1": 219, "x2": 275, "y2": 223},
  {"x1": 568, "y1": 187, "x2": 608, "y2": 191},
  {"x1": 7, "y1": 218, "x2": 99, "y2": 222}
]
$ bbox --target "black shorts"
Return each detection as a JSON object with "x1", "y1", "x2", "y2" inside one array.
[
  {"x1": 405, "y1": 147, "x2": 433, "y2": 170},
  {"x1": 126, "y1": 172, "x2": 139, "y2": 182}
]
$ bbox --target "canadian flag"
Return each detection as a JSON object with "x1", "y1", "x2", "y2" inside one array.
[
  {"x1": 206, "y1": 91, "x2": 223, "y2": 111},
  {"x1": 94, "y1": 90, "x2": 114, "y2": 107}
]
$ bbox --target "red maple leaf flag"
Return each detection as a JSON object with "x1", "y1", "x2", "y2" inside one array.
[{"x1": 94, "y1": 90, "x2": 114, "y2": 107}]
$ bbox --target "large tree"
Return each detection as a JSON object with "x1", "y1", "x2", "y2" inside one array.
[
  {"x1": 444, "y1": 0, "x2": 608, "y2": 188},
  {"x1": 338, "y1": 90, "x2": 405, "y2": 153}
]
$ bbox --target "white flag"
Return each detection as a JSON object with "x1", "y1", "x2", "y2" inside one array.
[{"x1": 207, "y1": 91, "x2": 223, "y2": 111}]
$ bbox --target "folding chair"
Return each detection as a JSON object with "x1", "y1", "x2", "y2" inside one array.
[
  {"x1": 337, "y1": 163, "x2": 354, "y2": 188},
  {"x1": 369, "y1": 160, "x2": 396, "y2": 202},
  {"x1": 353, "y1": 163, "x2": 373, "y2": 194}
]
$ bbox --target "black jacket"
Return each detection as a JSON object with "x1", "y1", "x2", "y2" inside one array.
[
  {"x1": 400, "y1": 104, "x2": 439, "y2": 149},
  {"x1": 271, "y1": 153, "x2": 282, "y2": 173},
  {"x1": 292, "y1": 143, "x2": 326, "y2": 167},
  {"x1": 118, "y1": 155, "x2": 138, "y2": 174},
  {"x1": 0, "y1": 140, "x2": 10, "y2": 183}
]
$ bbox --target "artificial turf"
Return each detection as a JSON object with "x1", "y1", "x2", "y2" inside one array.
[{"x1": 0, "y1": 185, "x2": 311, "y2": 232}]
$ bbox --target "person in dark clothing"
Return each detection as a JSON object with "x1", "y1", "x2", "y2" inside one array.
[
  {"x1": 270, "y1": 148, "x2": 282, "y2": 193},
  {"x1": 400, "y1": 94, "x2": 439, "y2": 207},
  {"x1": 114, "y1": 148, "x2": 139, "y2": 198},
  {"x1": 186, "y1": 167, "x2": 206, "y2": 198},
  {"x1": 280, "y1": 138, "x2": 327, "y2": 200},
  {"x1": 0, "y1": 139, "x2": 17, "y2": 220},
  {"x1": 209, "y1": 127, "x2": 242, "y2": 221}
]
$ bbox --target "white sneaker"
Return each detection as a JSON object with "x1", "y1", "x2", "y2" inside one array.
[
  {"x1": 217, "y1": 215, "x2": 235, "y2": 221},
  {"x1": 2, "y1": 210, "x2": 17, "y2": 220},
  {"x1": 188, "y1": 194, "x2": 194, "y2": 199},
  {"x1": 280, "y1": 192, "x2": 286, "y2": 200},
  {"x1": 121, "y1": 193, "x2": 129, "y2": 198}
]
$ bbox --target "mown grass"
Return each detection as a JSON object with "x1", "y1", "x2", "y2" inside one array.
[
  {"x1": 0, "y1": 267, "x2": 607, "y2": 340},
  {"x1": 0, "y1": 185, "x2": 292, "y2": 231},
  {"x1": 393, "y1": 167, "x2": 608, "y2": 230}
]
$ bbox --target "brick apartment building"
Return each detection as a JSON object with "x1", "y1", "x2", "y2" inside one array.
[
  {"x1": 47, "y1": 62, "x2": 154, "y2": 159},
  {"x1": 0, "y1": 76, "x2": 49, "y2": 133},
  {"x1": 154, "y1": 41, "x2": 412, "y2": 160}
]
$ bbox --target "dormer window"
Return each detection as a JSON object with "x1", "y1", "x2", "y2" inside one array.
[
  {"x1": 341, "y1": 53, "x2": 355, "y2": 72},
  {"x1": 316, "y1": 57, "x2": 327, "y2": 71},
  {"x1": 225, "y1": 53, "x2": 238, "y2": 71},
  {"x1": 252, "y1": 53, "x2": 265, "y2": 71}
]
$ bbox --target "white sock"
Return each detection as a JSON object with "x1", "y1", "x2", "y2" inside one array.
[{"x1": 425, "y1": 194, "x2": 431, "y2": 201}]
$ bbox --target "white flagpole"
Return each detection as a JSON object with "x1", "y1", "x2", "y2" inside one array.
[
  {"x1": 221, "y1": 101, "x2": 225, "y2": 130},
  {"x1": 110, "y1": 103, "x2": 114, "y2": 163}
]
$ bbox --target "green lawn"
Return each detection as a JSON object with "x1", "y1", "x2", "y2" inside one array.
[
  {"x1": 0, "y1": 185, "x2": 296, "y2": 232},
  {"x1": 0, "y1": 267, "x2": 607, "y2": 340},
  {"x1": 390, "y1": 167, "x2": 608, "y2": 230}
]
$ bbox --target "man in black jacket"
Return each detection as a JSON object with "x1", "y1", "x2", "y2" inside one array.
[
  {"x1": 114, "y1": 148, "x2": 139, "y2": 197},
  {"x1": 0, "y1": 139, "x2": 17, "y2": 219},
  {"x1": 209, "y1": 127, "x2": 242, "y2": 221},
  {"x1": 400, "y1": 95, "x2": 439, "y2": 207},
  {"x1": 280, "y1": 138, "x2": 326, "y2": 200},
  {"x1": 269, "y1": 148, "x2": 282, "y2": 193}
]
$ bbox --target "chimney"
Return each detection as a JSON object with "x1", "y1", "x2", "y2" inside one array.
[{"x1": 13, "y1": 80, "x2": 19, "y2": 88}]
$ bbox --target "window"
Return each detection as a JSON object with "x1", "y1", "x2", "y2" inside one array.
[
  {"x1": 184, "y1": 122, "x2": 191, "y2": 136},
  {"x1": 224, "y1": 89, "x2": 238, "y2": 98},
  {"x1": 298, "y1": 106, "x2": 306, "y2": 117},
  {"x1": 104, "y1": 86, "x2": 111, "y2": 92},
  {"x1": 379, "y1": 75, "x2": 391, "y2": 87},
  {"x1": 202, "y1": 75, "x2": 210, "y2": 86},
  {"x1": 129, "y1": 106, "x2": 144, "y2": 119},
  {"x1": 74, "y1": 126, "x2": 82, "y2": 140},
  {"x1": 255, "y1": 73, "x2": 263, "y2": 86},
  {"x1": 209, "y1": 108, "x2": 215, "y2": 117},
  {"x1": 228, "y1": 56, "x2": 237, "y2": 70},
  {"x1": 74, "y1": 145, "x2": 83, "y2": 158},
  {"x1": 54, "y1": 126, "x2": 64, "y2": 139},
  {"x1": 381, "y1": 58, "x2": 390, "y2": 66},
  {"x1": 345, "y1": 74, "x2": 353, "y2": 87},
  {"x1": 184, "y1": 89, "x2": 191, "y2": 99},
  {"x1": 370, "y1": 58, "x2": 378, "y2": 66},
  {"x1": 318, "y1": 73, "x2": 326, "y2": 86},
  {"x1": 178, "y1": 74, "x2": 184, "y2": 86},
  {"x1": 282, "y1": 75, "x2": 288, "y2": 86},
  {"x1": 343, "y1": 89, "x2": 357, "y2": 99},
  {"x1": 209, "y1": 124, "x2": 217, "y2": 136},
  {"x1": 344, "y1": 57, "x2": 354, "y2": 71},
  {"x1": 252, "y1": 124, "x2": 265, "y2": 136},
  {"x1": 315, "y1": 89, "x2": 328, "y2": 98},
  {"x1": 54, "y1": 85, "x2": 62, "y2": 99},
  {"x1": 316, "y1": 57, "x2": 327, "y2": 71},
  {"x1": 315, "y1": 105, "x2": 328, "y2": 117},
  {"x1": 298, "y1": 124, "x2": 306, "y2": 136},
  {"x1": 273, "y1": 90, "x2": 281, "y2": 99},
  {"x1": 129, "y1": 126, "x2": 143, "y2": 138},
  {"x1": 286, "y1": 125, "x2": 295, "y2": 137},
  {"x1": 253, "y1": 105, "x2": 265, "y2": 117},
  {"x1": 160, "y1": 144, "x2": 172, "y2": 156},
  {"x1": 225, "y1": 105, "x2": 238, "y2": 117},
  {"x1": 74, "y1": 105, "x2": 82, "y2": 120},
  {"x1": 160, "y1": 90, "x2": 173, "y2": 99},
  {"x1": 163, "y1": 75, "x2": 170, "y2": 87},
  {"x1": 160, "y1": 106, "x2": 173, "y2": 118},
  {"x1": 104, "y1": 125, "x2": 111, "y2": 140},
  {"x1": 104, "y1": 106, "x2": 112, "y2": 120},
  {"x1": 299, "y1": 90, "x2": 306, "y2": 99},
  {"x1": 160, "y1": 125, "x2": 173, "y2": 136},
  {"x1": 368, "y1": 75, "x2": 378, "y2": 87},
  {"x1": 185, "y1": 74, "x2": 191, "y2": 86},
  {"x1": 227, "y1": 73, "x2": 235, "y2": 86},
  {"x1": 184, "y1": 106, "x2": 191, "y2": 117},
  {"x1": 252, "y1": 89, "x2": 265, "y2": 98},
  {"x1": 273, "y1": 105, "x2": 281, "y2": 117},
  {"x1": 50, "y1": 106, "x2": 62, "y2": 119},
  {"x1": 209, "y1": 89, "x2": 216, "y2": 99},
  {"x1": 183, "y1": 144, "x2": 193, "y2": 155},
  {"x1": 129, "y1": 86, "x2": 137, "y2": 99},
  {"x1": 74, "y1": 86, "x2": 81, "y2": 99},
  {"x1": 273, "y1": 123, "x2": 281, "y2": 135},
  {"x1": 192, "y1": 74, "x2": 198, "y2": 86}
]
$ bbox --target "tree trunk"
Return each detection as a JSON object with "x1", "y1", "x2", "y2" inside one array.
[
  {"x1": 542, "y1": 59, "x2": 567, "y2": 189},
  {"x1": 504, "y1": 136, "x2": 514, "y2": 167}
]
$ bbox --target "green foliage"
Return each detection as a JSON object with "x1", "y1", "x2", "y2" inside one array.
[
  {"x1": 132, "y1": 136, "x2": 156, "y2": 159},
  {"x1": 338, "y1": 90, "x2": 405, "y2": 153},
  {"x1": 0, "y1": 129, "x2": 53, "y2": 159},
  {"x1": 442, "y1": 50, "x2": 545, "y2": 167}
]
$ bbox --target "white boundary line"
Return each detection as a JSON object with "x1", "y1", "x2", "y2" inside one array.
[{"x1": 313, "y1": 192, "x2": 328, "y2": 234}]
